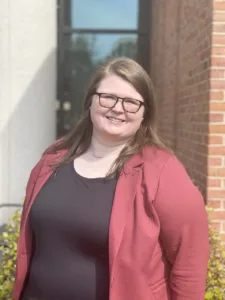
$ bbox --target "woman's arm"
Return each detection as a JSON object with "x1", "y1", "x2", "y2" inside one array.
[{"x1": 154, "y1": 155, "x2": 210, "y2": 300}]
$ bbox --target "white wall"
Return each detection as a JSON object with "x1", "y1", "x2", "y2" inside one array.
[{"x1": 0, "y1": 1, "x2": 57, "y2": 224}]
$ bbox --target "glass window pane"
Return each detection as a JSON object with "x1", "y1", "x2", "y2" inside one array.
[
  {"x1": 64, "y1": 0, "x2": 139, "y2": 30},
  {"x1": 61, "y1": 33, "x2": 137, "y2": 132}
]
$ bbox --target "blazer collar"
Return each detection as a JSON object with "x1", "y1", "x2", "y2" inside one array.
[{"x1": 122, "y1": 150, "x2": 143, "y2": 174}]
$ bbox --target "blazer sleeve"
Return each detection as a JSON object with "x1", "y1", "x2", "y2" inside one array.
[{"x1": 154, "y1": 155, "x2": 210, "y2": 300}]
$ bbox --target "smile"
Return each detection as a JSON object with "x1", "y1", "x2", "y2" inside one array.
[{"x1": 106, "y1": 116, "x2": 125, "y2": 123}]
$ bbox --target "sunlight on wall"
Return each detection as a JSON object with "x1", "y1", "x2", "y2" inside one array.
[{"x1": 0, "y1": 0, "x2": 57, "y2": 224}]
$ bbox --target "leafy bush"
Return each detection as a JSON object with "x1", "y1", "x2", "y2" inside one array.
[
  {"x1": 0, "y1": 210, "x2": 21, "y2": 300},
  {"x1": 0, "y1": 209, "x2": 225, "y2": 299},
  {"x1": 205, "y1": 209, "x2": 225, "y2": 300}
]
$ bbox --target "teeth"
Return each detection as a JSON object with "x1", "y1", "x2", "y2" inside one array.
[{"x1": 107, "y1": 117, "x2": 123, "y2": 122}]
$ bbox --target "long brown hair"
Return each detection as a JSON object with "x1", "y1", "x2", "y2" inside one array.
[{"x1": 48, "y1": 57, "x2": 166, "y2": 177}]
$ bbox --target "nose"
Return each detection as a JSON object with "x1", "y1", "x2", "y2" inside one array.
[{"x1": 112, "y1": 98, "x2": 124, "y2": 113}]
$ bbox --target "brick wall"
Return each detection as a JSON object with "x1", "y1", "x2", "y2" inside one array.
[
  {"x1": 209, "y1": 0, "x2": 225, "y2": 239},
  {"x1": 151, "y1": 0, "x2": 225, "y2": 240}
]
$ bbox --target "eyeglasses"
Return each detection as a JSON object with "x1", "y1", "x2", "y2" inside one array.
[{"x1": 94, "y1": 92, "x2": 144, "y2": 113}]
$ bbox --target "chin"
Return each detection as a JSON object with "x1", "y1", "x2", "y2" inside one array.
[
  {"x1": 103, "y1": 130, "x2": 125, "y2": 140},
  {"x1": 107, "y1": 131, "x2": 124, "y2": 138}
]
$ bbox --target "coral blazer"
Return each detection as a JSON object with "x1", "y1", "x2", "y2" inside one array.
[{"x1": 12, "y1": 146, "x2": 210, "y2": 300}]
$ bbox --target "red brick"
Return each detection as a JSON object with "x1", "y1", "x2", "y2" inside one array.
[
  {"x1": 209, "y1": 113, "x2": 224, "y2": 122},
  {"x1": 208, "y1": 167, "x2": 225, "y2": 176},
  {"x1": 209, "y1": 221, "x2": 221, "y2": 231},
  {"x1": 209, "y1": 102, "x2": 225, "y2": 111},
  {"x1": 214, "y1": 1, "x2": 225, "y2": 10},
  {"x1": 151, "y1": 0, "x2": 225, "y2": 238},
  {"x1": 208, "y1": 189, "x2": 225, "y2": 199},
  {"x1": 213, "y1": 23, "x2": 225, "y2": 32},
  {"x1": 210, "y1": 91, "x2": 224, "y2": 100},
  {"x1": 212, "y1": 35, "x2": 225, "y2": 45},
  {"x1": 211, "y1": 80, "x2": 225, "y2": 89},
  {"x1": 209, "y1": 210, "x2": 225, "y2": 220},
  {"x1": 208, "y1": 135, "x2": 224, "y2": 144},
  {"x1": 209, "y1": 124, "x2": 225, "y2": 133},
  {"x1": 208, "y1": 157, "x2": 222, "y2": 166},
  {"x1": 208, "y1": 146, "x2": 225, "y2": 155},
  {"x1": 214, "y1": 12, "x2": 225, "y2": 21},
  {"x1": 210, "y1": 68, "x2": 225, "y2": 78},
  {"x1": 208, "y1": 200, "x2": 223, "y2": 209},
  {"x1": 211, "y1": 57, "x2": 225, "y2": 67},
  {"x1": 207, "y1": 178, "x2": 222, "y2": 187}
]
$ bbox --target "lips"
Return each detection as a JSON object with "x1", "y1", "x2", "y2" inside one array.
[{"x1": 106, "y1": 116, "x2": 125, "y2": 123}]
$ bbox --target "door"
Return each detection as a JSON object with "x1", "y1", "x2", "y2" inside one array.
[{"x1": 57, "y1": 0, "x2": 151, "y2": 137}]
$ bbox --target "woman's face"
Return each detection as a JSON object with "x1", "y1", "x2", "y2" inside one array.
[{"x1": 90, "y1": 75, "x2": 145, "y2": 143}]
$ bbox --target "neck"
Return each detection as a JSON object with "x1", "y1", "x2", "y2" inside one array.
[{"x1": 90, "y1": 133, "x2": 127, "y2": 158}]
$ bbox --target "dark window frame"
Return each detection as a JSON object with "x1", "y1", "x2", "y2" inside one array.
[{"x1": 57, "y1": 0, "x2": 152, "y2": 136}]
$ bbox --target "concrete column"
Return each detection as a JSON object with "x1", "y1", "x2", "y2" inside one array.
[{"x1": 0, "y1": 0, "x2": 57, "y2": 224}]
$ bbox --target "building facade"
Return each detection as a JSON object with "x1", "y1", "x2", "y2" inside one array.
[
  {"x1": 151, "y1": 0, "x2": 225, "y2": 241},
  {"x1": 0, "y1": 0, "x2": 56, "y2": 225},
  {"x1": 0, "y1": 0, "x2": 224, "y2": 239}
]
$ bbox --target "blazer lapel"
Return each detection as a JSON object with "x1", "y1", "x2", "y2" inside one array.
[
  {"x1": 29, "y1": 150, "x2": 66, "y2": 211},
  {"x1": 20, "y1": 150, "x2": 66, "y2": 252},
  {"x1": 108, "y1": 153, "x2": 143, "y2": 279}
]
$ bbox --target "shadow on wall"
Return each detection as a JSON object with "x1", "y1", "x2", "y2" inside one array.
[
  {"x1": 150, "y1": 0, "x2": 211, "y2": 202},
  {"x1": 0, "y1": 49, "x2": 57, "y2": 224}
]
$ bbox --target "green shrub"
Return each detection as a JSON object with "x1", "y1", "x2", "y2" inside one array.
[
  {"x1": 0, "y1": 209, "x2": 225, "y2": 299},
  {"x1": 205, "y1": 209, "x2": 225, "y2": 300},
  {"x1": 0, "y1": 210, "x2": 21, "y2": 300}
]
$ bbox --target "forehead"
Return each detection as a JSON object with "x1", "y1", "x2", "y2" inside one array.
[{"x1": 98, "y1": 75, "x2": 143, "y2": 101}]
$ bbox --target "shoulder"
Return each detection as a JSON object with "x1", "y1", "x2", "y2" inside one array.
[
  {"x1": 42, "y1": 138, "x2": 65, "y2": 155},
  {"x1": 142, "y1": 146, "x2": 193, "y2": 199},
  {"x1": 42, "y1": 138, "x2": 67, "y2": 161},
  {"x1": 29, "y1": 139, "x2": 66, "y2": 181},
  {"x1": 142, "y1": 146, "x2": 177, "y2": 174},
  {"x1": 142, "y1": 145, "x2": 190, "y2": 179}
]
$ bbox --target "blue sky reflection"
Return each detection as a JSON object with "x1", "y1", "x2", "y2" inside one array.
[
  {"x1": 71, "y1": 0, "x2": 138, "y2": 29},
  {"x1": 71, "y1": 1, "x2": 138, "y2": 59}
]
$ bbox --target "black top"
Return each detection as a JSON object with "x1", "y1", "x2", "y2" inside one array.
[{"x1": 21, "y1": 162, "x2": 117, "y2": 300}]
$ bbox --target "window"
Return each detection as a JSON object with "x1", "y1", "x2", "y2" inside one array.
[{"x1": 57, "y1": 0, "x2": 151, "y2": 136}]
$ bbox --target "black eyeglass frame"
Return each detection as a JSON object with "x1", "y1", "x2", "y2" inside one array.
[{"x1": 93, "y1": 92, "x2": 145, "y2": 113}]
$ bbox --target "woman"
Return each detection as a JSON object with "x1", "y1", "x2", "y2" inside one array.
[{"x1": 13, "y1": 57, "x2": 209, "y2": 300}]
